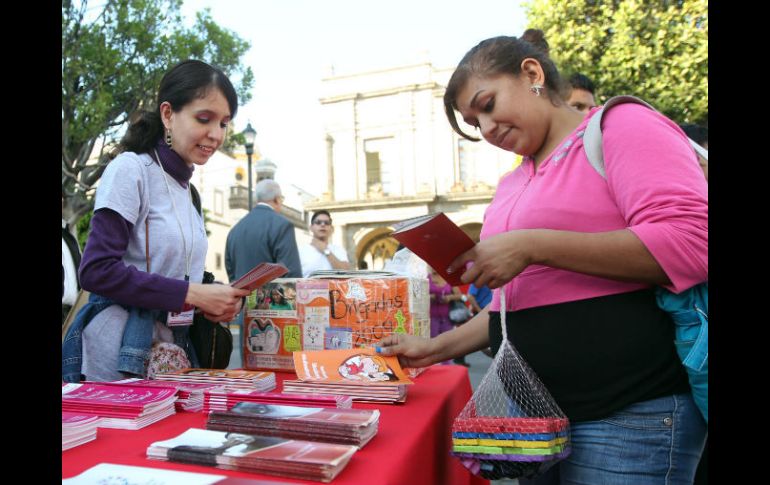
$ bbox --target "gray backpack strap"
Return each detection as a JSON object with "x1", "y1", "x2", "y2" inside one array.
[{"x1": 583, "y1": 95, "x2": 708, "y2": 179}]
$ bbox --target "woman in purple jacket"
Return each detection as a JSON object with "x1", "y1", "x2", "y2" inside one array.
[{"x1": 63, "y1": 60, "x2": 250, "y2": 382}]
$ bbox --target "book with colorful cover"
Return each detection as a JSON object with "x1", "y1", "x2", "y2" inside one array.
[
  {"x1": 293, "y1": 348, "x2": 413, "y2": 385},
  {"x1": 390, "y1": 212, "x2": 476, "y2": 286},
  {"x1": 231, "y1": 263, "x2": 289, "y2": 292}
]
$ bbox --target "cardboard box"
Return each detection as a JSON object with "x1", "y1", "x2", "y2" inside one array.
[{"x1": 242, "y1": 276, "x2": 429, "y2": 372}]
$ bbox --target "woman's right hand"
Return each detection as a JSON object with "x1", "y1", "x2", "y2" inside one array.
[
  {"x1": 185, "y1": 283, "x2": 251, "y2": 322},
  {"x1": 375, "y1": 334, "x2": 438, "y2": 369}
]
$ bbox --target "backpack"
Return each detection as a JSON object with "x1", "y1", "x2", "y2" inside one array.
[{"x1": 582, "y1": 96, "x2": 708, "y2": 423}]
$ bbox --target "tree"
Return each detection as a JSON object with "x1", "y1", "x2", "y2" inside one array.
[
  {"x1": 62, "y1": 0, "x2": 254, "y2": 226},
  {"x1": 525, "y1": 0, "x2": 707, "y2": 125}
]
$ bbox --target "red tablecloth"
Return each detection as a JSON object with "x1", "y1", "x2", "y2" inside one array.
[{"x1": 62, "y1": 365, "x2": 489, "y2": 485}]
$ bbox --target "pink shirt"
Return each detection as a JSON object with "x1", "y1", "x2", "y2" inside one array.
[{"x1": 481, "y1": 103, "x2": 708, "y2": 312}]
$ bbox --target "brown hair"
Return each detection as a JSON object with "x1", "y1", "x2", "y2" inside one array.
[{"x1": 443, "y1": 30, "x2": 563, "y2": 141}]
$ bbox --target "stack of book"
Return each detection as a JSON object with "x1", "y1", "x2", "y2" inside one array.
[
  {"x1": 62, "y1": 382, "x2": 177, "y2": 430},
  {"x1": 283, "y1": 348, "x2": 413, "y2": 403},
  {"x1": 147, "y1": 428, "x2": 357, "y2": 483},
  {"x1": 153, "y1": 369, "x2": 276, "y2": 392},
  {"x1": 62, "y1": 412, "x2": 101, "y2": 451},
  {"x1": 202, "y1": 389, "x2": 353, "y2": 413},
  {"x1": 207, "y1": 402, "x2": 379, "y2": 448},
  {"x1": 110, "y1": 378, "x2": 225, "y2": 412}
]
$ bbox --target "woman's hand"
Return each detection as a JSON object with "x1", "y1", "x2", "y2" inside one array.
[
  {"x1": 376, "y1": 334, "x2": 439, "y2": 369},
  {"x1": 186, "y1": 283, "x2": 251, "y2": 323},
  {"x1": 449, "y1": 230, "x2": 538, "y2": 289}
]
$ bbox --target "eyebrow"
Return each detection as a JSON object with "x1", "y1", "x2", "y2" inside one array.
[{"x1": 469, "y1": 90, "x2": 484, "y2": 110}]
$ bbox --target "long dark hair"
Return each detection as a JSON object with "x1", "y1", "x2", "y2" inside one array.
[
  {"x1": 118, "y1": 60, "x2": 239, "y2": 154},
  {"x1": 443, "y1": 29, "x2": 563, "y2": 141}
]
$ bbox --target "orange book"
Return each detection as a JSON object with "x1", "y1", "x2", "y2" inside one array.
[{"x1": 293, "y1": 348, "x2": 413, "y2": 385}]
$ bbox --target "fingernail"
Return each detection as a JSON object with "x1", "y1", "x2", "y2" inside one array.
[
  {"x1": 446, "y1": 267, "x2": 454, "y2": 274},
  {"x1": 375, "y1": 346, "x2": 382, "y2": 353}
]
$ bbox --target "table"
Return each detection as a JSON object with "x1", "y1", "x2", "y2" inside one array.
[{"x1": 63, "y1": 365, "x2": 490, "y2": 485}]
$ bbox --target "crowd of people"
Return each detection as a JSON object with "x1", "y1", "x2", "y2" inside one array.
[{"x1": 62, "y1": 25, "x2": 707, "y2": 484}]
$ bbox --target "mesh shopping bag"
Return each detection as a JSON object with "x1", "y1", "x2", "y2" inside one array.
[{"x1": 451, "y1": 290, "x2": 571, "y2": 480}]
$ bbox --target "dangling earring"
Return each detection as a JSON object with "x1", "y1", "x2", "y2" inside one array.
[
  {"x1": 530, "y1": 83, "x2": 544, "y2": 96},
  {"x1": 165, "y1": 128, "x2": 173, "y2": 147}
]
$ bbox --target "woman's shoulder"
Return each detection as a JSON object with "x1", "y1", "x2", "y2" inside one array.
[{"x1": 600, "y1": 101, "x2": 679, "y2": 138}]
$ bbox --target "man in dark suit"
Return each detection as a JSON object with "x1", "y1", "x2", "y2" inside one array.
[
  {"x1": 225, "y1": 179, "x2": 302, "y2": 283},
  {"x1": 225, "y1": 179, "x2": 302, "y2": 364}
]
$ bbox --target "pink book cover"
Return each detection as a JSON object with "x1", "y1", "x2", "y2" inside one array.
[
  {"x1": 231, "y1": 263, "x2": 289, "y2": 292},
  {"x1": 62, "y1": 383, "x2": 177, "y2": 409},
  {"x1": 293, "y1": 348, "x2": 413, "y2": 385},
  {"x1": 62, "y1": 412, "x2": 101, "y2": 426}
]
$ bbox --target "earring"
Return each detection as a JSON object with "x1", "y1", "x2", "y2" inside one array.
[
  {"x1": 165, "y1": 128, "x2": 173, "y2": 147},
  {"x1": 530, "y1": 83, "x2": 544, "y2": 96}
]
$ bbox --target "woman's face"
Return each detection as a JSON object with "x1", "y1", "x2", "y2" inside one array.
[
  {"x1": 161, "y1": 87, "x2": 231, "y2": 166},
  {"x1": 455, "y1": 73, "x2": 548, "y2": 156},
  {"x1": 271, "y1": 289, "x2": 283, "y2": 302}
]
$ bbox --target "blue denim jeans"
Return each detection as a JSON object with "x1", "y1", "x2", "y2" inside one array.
[{"x1": 519, "y1": 393, "x2": 706, "y2": 485}]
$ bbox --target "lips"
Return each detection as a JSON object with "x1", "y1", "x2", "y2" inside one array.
[
  {"x1": 197, "y1": 145, "x2": 214, "y2": 155},
  {"x1": 496, "y1": 128, "x2": 512, "y2": 147}
]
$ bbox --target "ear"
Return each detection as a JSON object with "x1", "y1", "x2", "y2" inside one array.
[
  {"x1": 520, "y1": 58, "x2": 546, "y2": 86},
  {"x1": 159, "y1": 101, "x2": 174, "y2": 129}
]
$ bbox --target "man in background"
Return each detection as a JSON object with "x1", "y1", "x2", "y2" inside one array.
[
  {"x1": 225, "y1": 179, "x2": 302, "y2": 282},
  {"x1": 299, "y1": 210, "x2": 351, "y2": 277},
  {"x1": 679, "y1": 123, "x2": 708, "y2": 182},
  {"x1": 564, "y1": 73, "x2": 597, "y2": 114}
]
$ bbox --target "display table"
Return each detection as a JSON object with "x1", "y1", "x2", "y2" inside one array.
[{"x1": 62, "y1": 365, "x2": 489, "y2": 485}]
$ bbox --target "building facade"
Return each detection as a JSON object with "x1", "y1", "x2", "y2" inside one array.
[{"x1": 306, "y1": 62, "x2": 519, "y2": 269}]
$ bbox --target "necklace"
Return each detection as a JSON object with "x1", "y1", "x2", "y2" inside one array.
[{"x1": 154, "y1": 149, "x2": 194, "y2": 281}]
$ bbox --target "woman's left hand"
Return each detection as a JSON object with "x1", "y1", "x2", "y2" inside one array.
[{"x1": 448, "y1": 230, "x2": 538, "y2": 289}]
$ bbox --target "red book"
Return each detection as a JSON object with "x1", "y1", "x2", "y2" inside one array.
[
  {"x1": 391, "y1": 212, "x2": 475, "y2": 286},
  {"x1": 231, "y1": 263, "x2": 289, "y2": 292}
]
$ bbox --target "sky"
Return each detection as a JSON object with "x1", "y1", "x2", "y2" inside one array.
[{"x1": 179, "y1": 0, "x2": 529, "y2": 196}]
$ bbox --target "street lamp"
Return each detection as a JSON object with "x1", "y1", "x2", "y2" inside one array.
[{"x1": 241, "y1": 122, "x2": 257, "y2": 210}]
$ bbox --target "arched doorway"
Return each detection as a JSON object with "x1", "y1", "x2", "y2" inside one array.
[{"x1": 356, "y1": 228, "x2": 399, "y2": 270}]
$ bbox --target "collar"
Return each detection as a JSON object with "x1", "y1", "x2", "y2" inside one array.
[
  {"x1": 256, "y1": 202, "x2": 275, "y2": 211},
  {"x1": 154, "y1": 139, "x2": 194, "y2": 187}
]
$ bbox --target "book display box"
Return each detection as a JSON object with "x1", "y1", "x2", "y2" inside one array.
[{"x1": 242, "y1": 276, "x2": 429, "y2": 373}]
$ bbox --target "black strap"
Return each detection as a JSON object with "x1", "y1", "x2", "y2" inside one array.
[{"x1": 190, "y1": 183, "x2": 202, "y2": 216}]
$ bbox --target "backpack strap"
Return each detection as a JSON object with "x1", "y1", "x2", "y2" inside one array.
[
  {"x1": 582, "y1": 95, "x2": 708, "y2": 179},
  {"x1": 190, "y1": 183, "x2": 203, "y2": 216}
]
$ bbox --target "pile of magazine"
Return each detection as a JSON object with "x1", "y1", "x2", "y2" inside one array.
[
  {"x1": 62, "y1": 382, "x2": 177, "y2": 430},
  {"x1": 202, "y1": 389, "x2": 353, "y2": 413},
  {"x1": 147, "y1": 428, "x2": 357, "y2": 483},
  {"x1": 153, "y1": 368, "x2": 276, "y2": 392},
  {"x1": 284, "y1": 348, "x2": 413, "y2": 403},
  {"x1": 62, "y1": 412, "x2": 101, "y2": 451},
  {"x1": 207, "y1": 402, "x2": 379, "y2": 448},
  {"x1": 108, "y1": 378, "x2": 225, "y2": 412}
]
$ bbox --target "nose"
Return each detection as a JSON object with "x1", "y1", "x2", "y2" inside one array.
[
  {"x1": 209, "y1": 124, "x2": 226, "y2": 145},
  {"x1": 478, "y1": 116, "x2": 497, "y2": 142}
]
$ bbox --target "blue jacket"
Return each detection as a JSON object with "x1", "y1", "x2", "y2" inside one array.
[
  {"x1": 656, "y1": 283, "x2": 708, "y2": 422},
  {"x1": 62, "y1": 292, "x2": 199, "y2": 382}
]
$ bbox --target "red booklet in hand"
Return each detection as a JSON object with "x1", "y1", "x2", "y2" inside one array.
[
  {"x1": 231, "y1": 263, "x2": 289, "y2": 292},
  {"x1": 391, "y1": 212, "x2": 475, "y2": 286}
]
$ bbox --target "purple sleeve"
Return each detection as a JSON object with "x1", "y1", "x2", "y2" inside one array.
[{"x1": 78, "y1": 208, "x2": 189, "y2": 311}]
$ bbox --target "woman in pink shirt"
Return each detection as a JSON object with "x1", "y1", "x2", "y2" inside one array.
[{"x1": 378, "y1": 30, "x2": 707, "y2": 484}]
